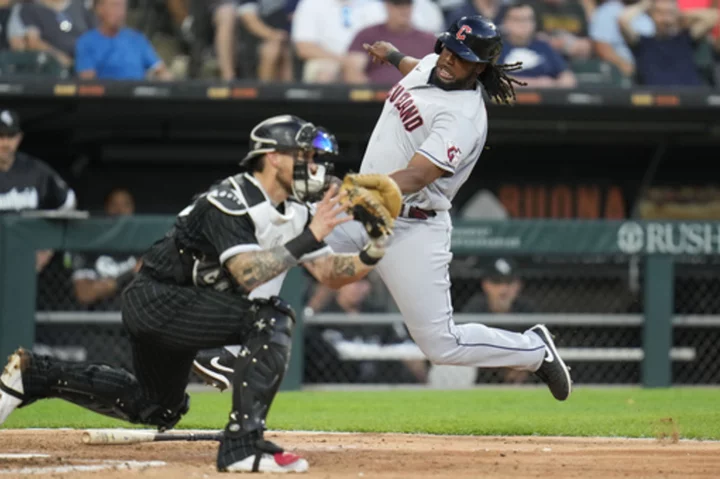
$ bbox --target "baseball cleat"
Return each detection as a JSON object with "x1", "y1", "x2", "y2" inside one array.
[
  {"x1": 0, "y1": 348, "x2": 29, "y2": 426},
  {"x1": 217, "y1": 433, "x2": 308, "y2": 474},
  {"x1": 222, "y1": 451, "x2": 309, "y2": 473},
  {"x1": 193, "y1": 348, "x2": 235, "y2": 392},
  {"x1": 529, "y1": 325, "x2": 572, "y2": 401}
]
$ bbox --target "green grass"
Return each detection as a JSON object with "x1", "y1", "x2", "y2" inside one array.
[{"x1": 5, "y1": 387, "x2": 720, "y2": 440}]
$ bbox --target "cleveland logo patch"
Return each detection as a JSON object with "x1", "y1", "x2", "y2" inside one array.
[
  {"x1": 456, "y1": 25, "x2": 472, "y2": 41},
  {"x1": 447, "y1": 142, "x2": 461, "y2": 162}
]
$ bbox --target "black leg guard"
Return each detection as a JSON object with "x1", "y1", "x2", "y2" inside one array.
[
  {"x1": 21, "y1": 353, "x2": 190, "y2": 431},
  {"x1": 217, "y1": 297, "x2": 295, "y2": 470},
  {"x1": 226, "y1": 296, "x2": 295, "y2": 437}
]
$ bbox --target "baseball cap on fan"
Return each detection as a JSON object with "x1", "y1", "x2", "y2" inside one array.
[
  {"x1": 485, "y1": 257, "x2": 519, "y2": 283},
  {"x1": 0, "y1": 109, "x2": 21, "y2": 136}
]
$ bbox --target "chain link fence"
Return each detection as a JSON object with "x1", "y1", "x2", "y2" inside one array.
[
  {"x1": 673, "y1": 261, "x2": 720, "y2": 385},
  {"x1": 33, "y1": 250, "x2": 720, "y2": 387}
]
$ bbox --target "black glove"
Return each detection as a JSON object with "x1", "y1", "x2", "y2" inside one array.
[{"x1": 192, "y1": 258, "x2": 233, "y2": 292}]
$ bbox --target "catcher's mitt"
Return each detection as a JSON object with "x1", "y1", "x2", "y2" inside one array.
[{"x1": 340, "y1": 173, "x2": 402, "y2": 237}]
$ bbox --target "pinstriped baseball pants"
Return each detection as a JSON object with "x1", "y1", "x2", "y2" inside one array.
[{"x1": 120, "y1": 273, "x2": 257, "y2": 410}]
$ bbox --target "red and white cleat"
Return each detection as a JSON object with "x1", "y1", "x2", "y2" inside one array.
[{"x1": 223, "y1": 451, "x2": 309, "y2": 473}]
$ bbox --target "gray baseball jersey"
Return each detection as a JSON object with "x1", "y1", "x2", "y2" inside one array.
[
  {"x1": 321, "y1": 52, "x2": 547, "y2": 374},
  {"x1": 360, "y1": 53, "x2": 488, "y2": 212}
]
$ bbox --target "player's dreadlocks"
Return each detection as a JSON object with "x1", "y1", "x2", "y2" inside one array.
[{"x1": 479, "y1": 61, "x2": 527, "y2": 105}]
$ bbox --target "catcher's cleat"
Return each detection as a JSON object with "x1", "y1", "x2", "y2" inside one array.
[
  {"x1": 529, "y1": 325, "x2": 573, "y2": 401},
  {"x1": 193, "y1": 348, "x2": 235, "y2": 392},
  {"x1": 0, "y1": 348, "x2": 29, "y2": 426},
  {"x1": 217, "y1": 432, "x2": 309, "y2": 473}
]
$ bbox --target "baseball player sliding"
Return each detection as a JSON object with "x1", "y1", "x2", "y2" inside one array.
[{"x1": 195, "y1": 15, "x2": 572, "y2": 402}]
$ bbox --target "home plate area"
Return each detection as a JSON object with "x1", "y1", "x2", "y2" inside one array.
[{"x1": 1, "y1": 430, "x2": 719, "y2": 478}]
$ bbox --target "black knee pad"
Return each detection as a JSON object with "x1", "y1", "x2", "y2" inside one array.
[
  {"x1": 225, "y1": 297, "x2": 295, "y2": 437},
  {"x1": 137, "y1": 393, "x2": 191, "y2": 431},
  {"x1": 251, "y1": 296, "x2": 296, "y2": 335}
]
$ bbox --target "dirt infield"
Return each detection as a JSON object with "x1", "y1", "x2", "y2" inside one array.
[{"x1": 1, "y1": 429, "x2": 719, "y2": 478}]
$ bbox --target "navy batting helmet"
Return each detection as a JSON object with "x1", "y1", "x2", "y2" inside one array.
[
  {"x1": 240, "y1": 114, "x2": 338, "y2": 166},
  {"x1": 434, "y1": 15, "x2": 502, "y2": 64}
]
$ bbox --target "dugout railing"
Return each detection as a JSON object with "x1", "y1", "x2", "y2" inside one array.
[{"x1": 2, "y1": 215, "x2": 718, "y2": 389}]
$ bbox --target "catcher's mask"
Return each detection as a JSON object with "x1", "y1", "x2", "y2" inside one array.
[
  {"x1": 241, "y1": 115, "x2": 338, "y2": 203},
  {"x1": 288, "y1": 125, "x2": 338, "y2": 203}
]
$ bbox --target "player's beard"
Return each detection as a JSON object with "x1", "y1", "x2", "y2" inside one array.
[
  {"x1": 430, "y1": 68, "x2": 477, "y2": 91},
  {"x1": 276, "y1": 171, "x2": 294, "y2": 197}
]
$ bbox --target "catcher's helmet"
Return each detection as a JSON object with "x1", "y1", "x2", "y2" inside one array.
[
  {"x1": 434, "y1": 15, "x2": 502, "y2": 64},
  {"x1": 240, "y1": 114, "x2": 338, "y2": 166}
]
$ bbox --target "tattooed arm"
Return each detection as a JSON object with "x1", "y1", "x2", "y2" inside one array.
[
  {"x1": 304, "y1": 254, "x2": 374, "y2": 290},
  {"x1": 225, "y1": 246, "x2": 298, "y2": 292},
  {"x1": 225, "y1": 248, "x2": 372, "y2": 292}
]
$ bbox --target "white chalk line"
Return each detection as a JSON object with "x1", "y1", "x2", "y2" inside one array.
[
  {"x1": 0, "y1": 460, "x2": 166, "y2": 475},
  {"x1": 0, "y1": 454, "x2": 50, "y2": 459}
]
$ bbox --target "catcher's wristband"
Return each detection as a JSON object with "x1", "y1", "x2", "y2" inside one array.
[
  {"x1": 359, "y1": 250, "x2": 381, "y2": 266},
  {"x1": 359, "y1": 238, "x2": 385, "y2": 266},
  {"x1": 286, "y1": 228, "x2": 325, "y2": 260},
  {"x1": 387, "y1": 50, "x2": 406, "y2": 69}
]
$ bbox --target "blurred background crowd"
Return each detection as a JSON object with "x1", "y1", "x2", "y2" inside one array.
[{"x1": 0, "y1": 0, "x2": 717, "y2": 86}]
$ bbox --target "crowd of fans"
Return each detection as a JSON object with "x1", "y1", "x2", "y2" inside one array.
[{"x1": 0, "y1": 0, "x2": 717, "y2": 85}]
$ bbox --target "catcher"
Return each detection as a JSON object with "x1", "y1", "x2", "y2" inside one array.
[{"x1": 0, "y1": 114, "x2": 399, "y2": 473}]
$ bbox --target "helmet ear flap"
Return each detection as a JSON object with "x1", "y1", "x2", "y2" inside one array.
[{"x1": 434, "y1": 39, "x2": 443, "y2": 54}]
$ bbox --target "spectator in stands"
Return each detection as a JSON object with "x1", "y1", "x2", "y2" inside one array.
[
  {"x1": 208, "y1": 0, "x2": 240, "y2": 80},
  {"x1": 344, "y1": 0, "x2": 436, "y2": 84},
  {"x1": 677, "y1": 0, "x2": 720, "y2": 42},
  {"x1": 74, "y1": 0, "x2": 171, "y2": 80},
  {"x1": 446, "y1": 0, "x2": 503, "y2": 29},
  {"x1": 6, "y1": 1, "x2": 21, "y2": 47},
  {"x1": 237, "y1": 0, "x2": 293, "y2": 82},
  {"x1": 676, "y1": 0, "x2": 720, "y2": 83},
  {"x1": 620, "y1": 0, "x2": 719, "y2": 85},
  {"x1": 462, "y1": 257, "x2": 536, "y2": 384},
  {"x1": 354, "y1": 0, "x2": 444, "y2": 34},
  {"x1": 590, "y1": 0, "x2": 655, "y2": 79},
  {"x1": 306, "y1": 278, "x2": 425, "y2": 384},
  {"x1": 291, "y1": 0, "x2": 372, "y2": 83},
  {"x1": 166, "y1": 0, "x2": 190, "y2": 40},
  {"x1": 327, "y1": 279, "x2": 373, "y2": 314},
  {"x1": 0, "y1": 109, "x2": 76, "y2": 272},
  {"x1": 5, "y1": 1, "x2": 27, "y2": 51},
  {"x1": 70, "y1": 187, "x2": 141, "y2": 308},
  {"x1": 19, "y1": 0, "x2": 95, "y2": 68},
  {"x1": 5, "y1": 1, "x2": 54, "y2": 52},
  {"x1": 305, "y1": 279, "x2": 375, "y2": 383},
  {"x1": 497, "y1": 2, "x2": 577, "y2": 87},
  {"x1": 462, "y1": 257, "x2": 535, "y2": 314},
  {"x1": 531, "y1": 0, "x2": 593, "y2": 60},
  {"x1": 0, "y1": 0, "x2": 15, "y2": 50}
]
